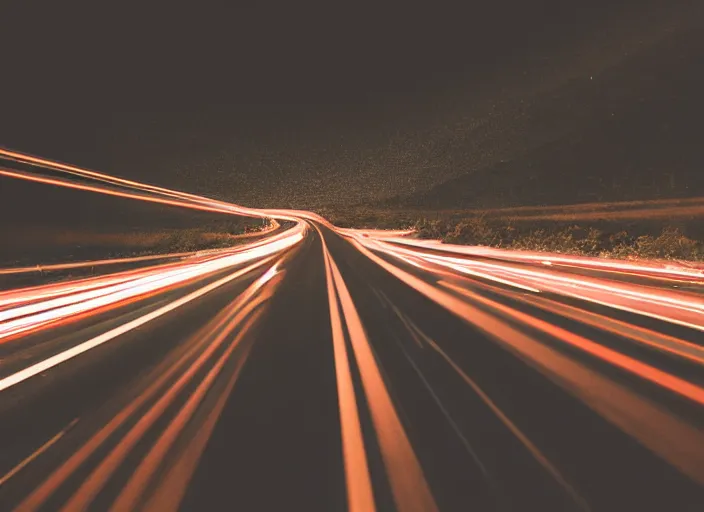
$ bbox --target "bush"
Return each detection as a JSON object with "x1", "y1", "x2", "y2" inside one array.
[
  {"x1": 633, "y1": 227, "x2": 703, "y2": 260},
  {"x1": 321, "y1": 206, "x2": 704, "y2": 262},
  {"x1": 413, "y1": 218, "x2": 704, "y2": 261},
  {"x1": 413, "y1": 218, "x2": 451, "y2": 239}
]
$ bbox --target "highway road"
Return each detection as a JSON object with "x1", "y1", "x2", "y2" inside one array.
[{"x1": 0, "y1": 149, "x2": 703, "y2": 511}]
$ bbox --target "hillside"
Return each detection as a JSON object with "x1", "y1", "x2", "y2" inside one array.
[{"x1": 387, "y1": 25, "x2": 703, "y2": 210}]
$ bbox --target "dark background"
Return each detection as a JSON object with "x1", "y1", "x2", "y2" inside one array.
[{"x1": 2, "y1": 0, "x2": 703, "y2": 208}]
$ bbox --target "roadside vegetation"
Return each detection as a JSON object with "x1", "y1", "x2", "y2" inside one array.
[
  {"x1": 75, "y1": 217, "x2": 277, "y2": 257},
  {"x1": 115, "y1": 220, "x2": 275, "y2": 254},
  {"x1": 412, "y1": 217, "x2": 704, "y2": 261},
  {"x1": 0, "y1": 218, "x2": 276, "y2": 268},
  {"x1": 319, "y1": 207, "x2": 704, "y2": 262}
]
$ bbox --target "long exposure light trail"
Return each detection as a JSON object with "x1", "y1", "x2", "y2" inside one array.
[
  {"x1": 344, "y1": 233, "x2": 704, "y2": 487},
  {"x1": 1, "y1": 150, "x2": 703, "y2": 511},
  {"x1": 386, "y1": 238, "x2": 704, "y2": 281},
  {"x1": 354, "y1": 234, "x2": 704, "y2": 332},
  {"x1": 0, "y1": 224, "x2": 305, "y2": 343}
]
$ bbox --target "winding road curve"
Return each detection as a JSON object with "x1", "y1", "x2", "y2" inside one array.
[{"x1": 0, "y1": 149, "x2": 703, "y2": 511}]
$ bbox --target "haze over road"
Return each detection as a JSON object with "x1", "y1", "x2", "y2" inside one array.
[{"x1": 0, "y1": 150, "x2": 703, "y2": 511}]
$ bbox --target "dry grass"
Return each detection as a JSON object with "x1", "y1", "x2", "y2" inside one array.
[
  {"x1": 412, "y1": 217, "x2": 704, "y2": 261},
  {"x1": 317, "y1": 206, "x2": 704, "y2": 261},
  {"x1": 103, "y1": 219, "x2": 276, "y2": 255},
  {"x1": 0, "y1": 218, "x2": 275, "y2": 267}
]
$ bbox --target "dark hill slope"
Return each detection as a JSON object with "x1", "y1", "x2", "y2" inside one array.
[{"x1": 391, "y1": 26, "x2": 704, "y2": 210}]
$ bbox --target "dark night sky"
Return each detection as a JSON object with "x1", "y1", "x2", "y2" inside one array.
[{"x1": 2, "y1": 0, "x2": 703, "y2": 208}]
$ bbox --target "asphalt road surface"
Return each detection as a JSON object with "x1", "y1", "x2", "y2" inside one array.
[{"x1": 0, "y1": 150, "x2": 703, "y2": 511}]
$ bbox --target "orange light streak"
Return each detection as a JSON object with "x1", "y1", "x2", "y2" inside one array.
[
  {"x1": 441, "y1": 281, "x2": 704, "y2": 407},
  {"x1": 13, "y1": 257, "x2": 287, "y2": 512},
  {"x1": 325, "y1": 236, "x2": 438, "y2": 512},
  {"x1": 346, "y1": 234, "x2": 704, "y2": 485},
  {"x1": 319, "y1": 230, "x2": 376, "y2": 512}
]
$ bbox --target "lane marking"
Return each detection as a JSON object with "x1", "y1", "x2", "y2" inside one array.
[
  {"x1": 376, "y1": 289, "x2": 432, "y2": 349},
  {"x1": 0, "y1": 419, "x2": 78, "y2": 487},
  {"x1": 424, "y1": 334, "x2": 590, "y2": 511},
  {"x1": 389, "y1": 332, "x2": 503, "y2": 503}
]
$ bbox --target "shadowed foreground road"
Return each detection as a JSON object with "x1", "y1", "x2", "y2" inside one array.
[{"x1": 0, "y1": 150, "x2": 703, "y2": 511}]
